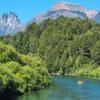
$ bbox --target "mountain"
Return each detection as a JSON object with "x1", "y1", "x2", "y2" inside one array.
[
  {"x1": 33, "y1": 2, "x2": 98, "y2": 23},
  {"x1": 0, "y1": 12, "x2": 24, "y2": 35},
  {"x1": 0, "y1": 2, "x2": 99, "y2": 35},
  {"x1": 94, "y1": 11, "x2": 100, "y2": 23}
]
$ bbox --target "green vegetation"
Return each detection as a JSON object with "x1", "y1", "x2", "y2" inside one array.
[
  {"x1": 0, "y1": 43, "x2": 51, "y2": 96},
  {"x1": 0, "y1": 17, "x2": 100, "y2": 79}
]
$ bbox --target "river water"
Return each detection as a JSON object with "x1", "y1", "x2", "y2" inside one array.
[{"x1": 5, "y1": 76, "x2": 100, "y2": 100}]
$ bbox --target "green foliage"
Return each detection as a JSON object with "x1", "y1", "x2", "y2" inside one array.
[
  {"x1": 91, "y1": 67, "x2": 100, "y2": 77},
  {"x1": 0, "y1": 43, "x2": 51, "y2": 95},
  {"x1": 74, "y1": 64, "x2": 100, "y2": 79},
  {"x1": 91, "y1": 41, "x2": 100, "y2": 65},
  {"x1": 0, "y1": 42, "x2": 22, "y2": 64},
  {"x1": 0, "y1": 62, "x2": 51, "y2": 94},
  {"x1": 74, "y1": 64, "x2": 96, "y2": 76}
]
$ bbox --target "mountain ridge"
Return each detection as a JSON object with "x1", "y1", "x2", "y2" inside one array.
[
  {"x1": 0, "y1": 1, "x2": 100, "y2": 35},
  {"x1": 0, "y1": 12, "x2": 24, "y2": 35},
  {"x1": 33, "y1": 2, "x2": 99, "y2": 23}
]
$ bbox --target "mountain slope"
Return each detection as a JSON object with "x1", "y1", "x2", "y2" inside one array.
[
  {"x1": 0, "y1": 12, "x2": 24, "y2": 35},
  {"x1": 33, "y1": 2, "x2": 98, "y2": 23}
]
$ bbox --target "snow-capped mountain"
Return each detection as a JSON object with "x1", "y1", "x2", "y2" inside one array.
[
  {"x1": 0, "y1": 12, "x2": 24, "y2": 35},
  {"x1": 33, "y1": 2, "x2": 98, "y2": 23}
]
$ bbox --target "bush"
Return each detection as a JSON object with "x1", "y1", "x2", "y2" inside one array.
[
  {"x1": 0, "y1": 61, "x2": 51, "y2": 94},
  {"x1": 74, "y1": 64, "x2": 96, "y2": 76},
  {"x1": 0, "y1": 43, "x2": 51, "y2": 95},
  {"x1": 91, "y1": 67, "x2": 100, "y2": 77}
]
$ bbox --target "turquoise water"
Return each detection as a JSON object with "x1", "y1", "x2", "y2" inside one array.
[{"x1": 5, "y1": 76, "x2": 100, "y2": 100}]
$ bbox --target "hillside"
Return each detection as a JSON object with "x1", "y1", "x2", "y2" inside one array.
[{"x1": 1, "y1": 17, "x2": 100, "y2": 77}]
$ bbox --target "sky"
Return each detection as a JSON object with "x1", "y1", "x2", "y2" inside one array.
[{"x1": 0, "y1": 0, "x2": 100, "y2": 23}]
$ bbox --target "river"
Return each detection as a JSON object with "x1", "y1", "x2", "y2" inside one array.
[{"x1": 3, "y1": 76, "x2": 100, "y2": 100}]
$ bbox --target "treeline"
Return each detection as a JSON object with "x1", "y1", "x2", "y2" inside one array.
[
  {"x1": 0, "y1": 43, "x2": 51, "y2": 96},
  {"x1": 0, "y1": 16, "x2": 100, "y2": 77}
]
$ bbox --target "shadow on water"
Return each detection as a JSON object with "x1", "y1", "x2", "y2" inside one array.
[
  {"x1": 0, "y1": 93, "x2": 18, "y2": 100},
  {"x1": 1, "y1": 76, "x2": 100, "y2": 100}
]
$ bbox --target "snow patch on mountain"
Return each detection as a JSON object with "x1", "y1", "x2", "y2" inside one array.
[{"x1": 0, "y1": 12, "x2": 24, "y2": 35}]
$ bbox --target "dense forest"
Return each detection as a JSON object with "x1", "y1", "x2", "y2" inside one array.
[{"x1": 0, "y1": 17, "x2": 100, "y2": 92}]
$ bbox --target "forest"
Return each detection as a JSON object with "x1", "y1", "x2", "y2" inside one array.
[{"x1": 0, "y1": 16, "x2": 100, "y2": 95}]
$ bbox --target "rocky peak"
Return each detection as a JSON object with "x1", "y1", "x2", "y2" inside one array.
[
  {"x1": 0, "y1": 12, "x2": 24, "y2": 35},
  {"x1": 51, "y1": 2, "x2": 86, "y2": 12}
]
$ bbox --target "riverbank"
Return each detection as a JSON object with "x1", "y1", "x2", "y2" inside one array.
[{"x1": 50, "y1": 71, "x2": 100, "y2": 80}]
